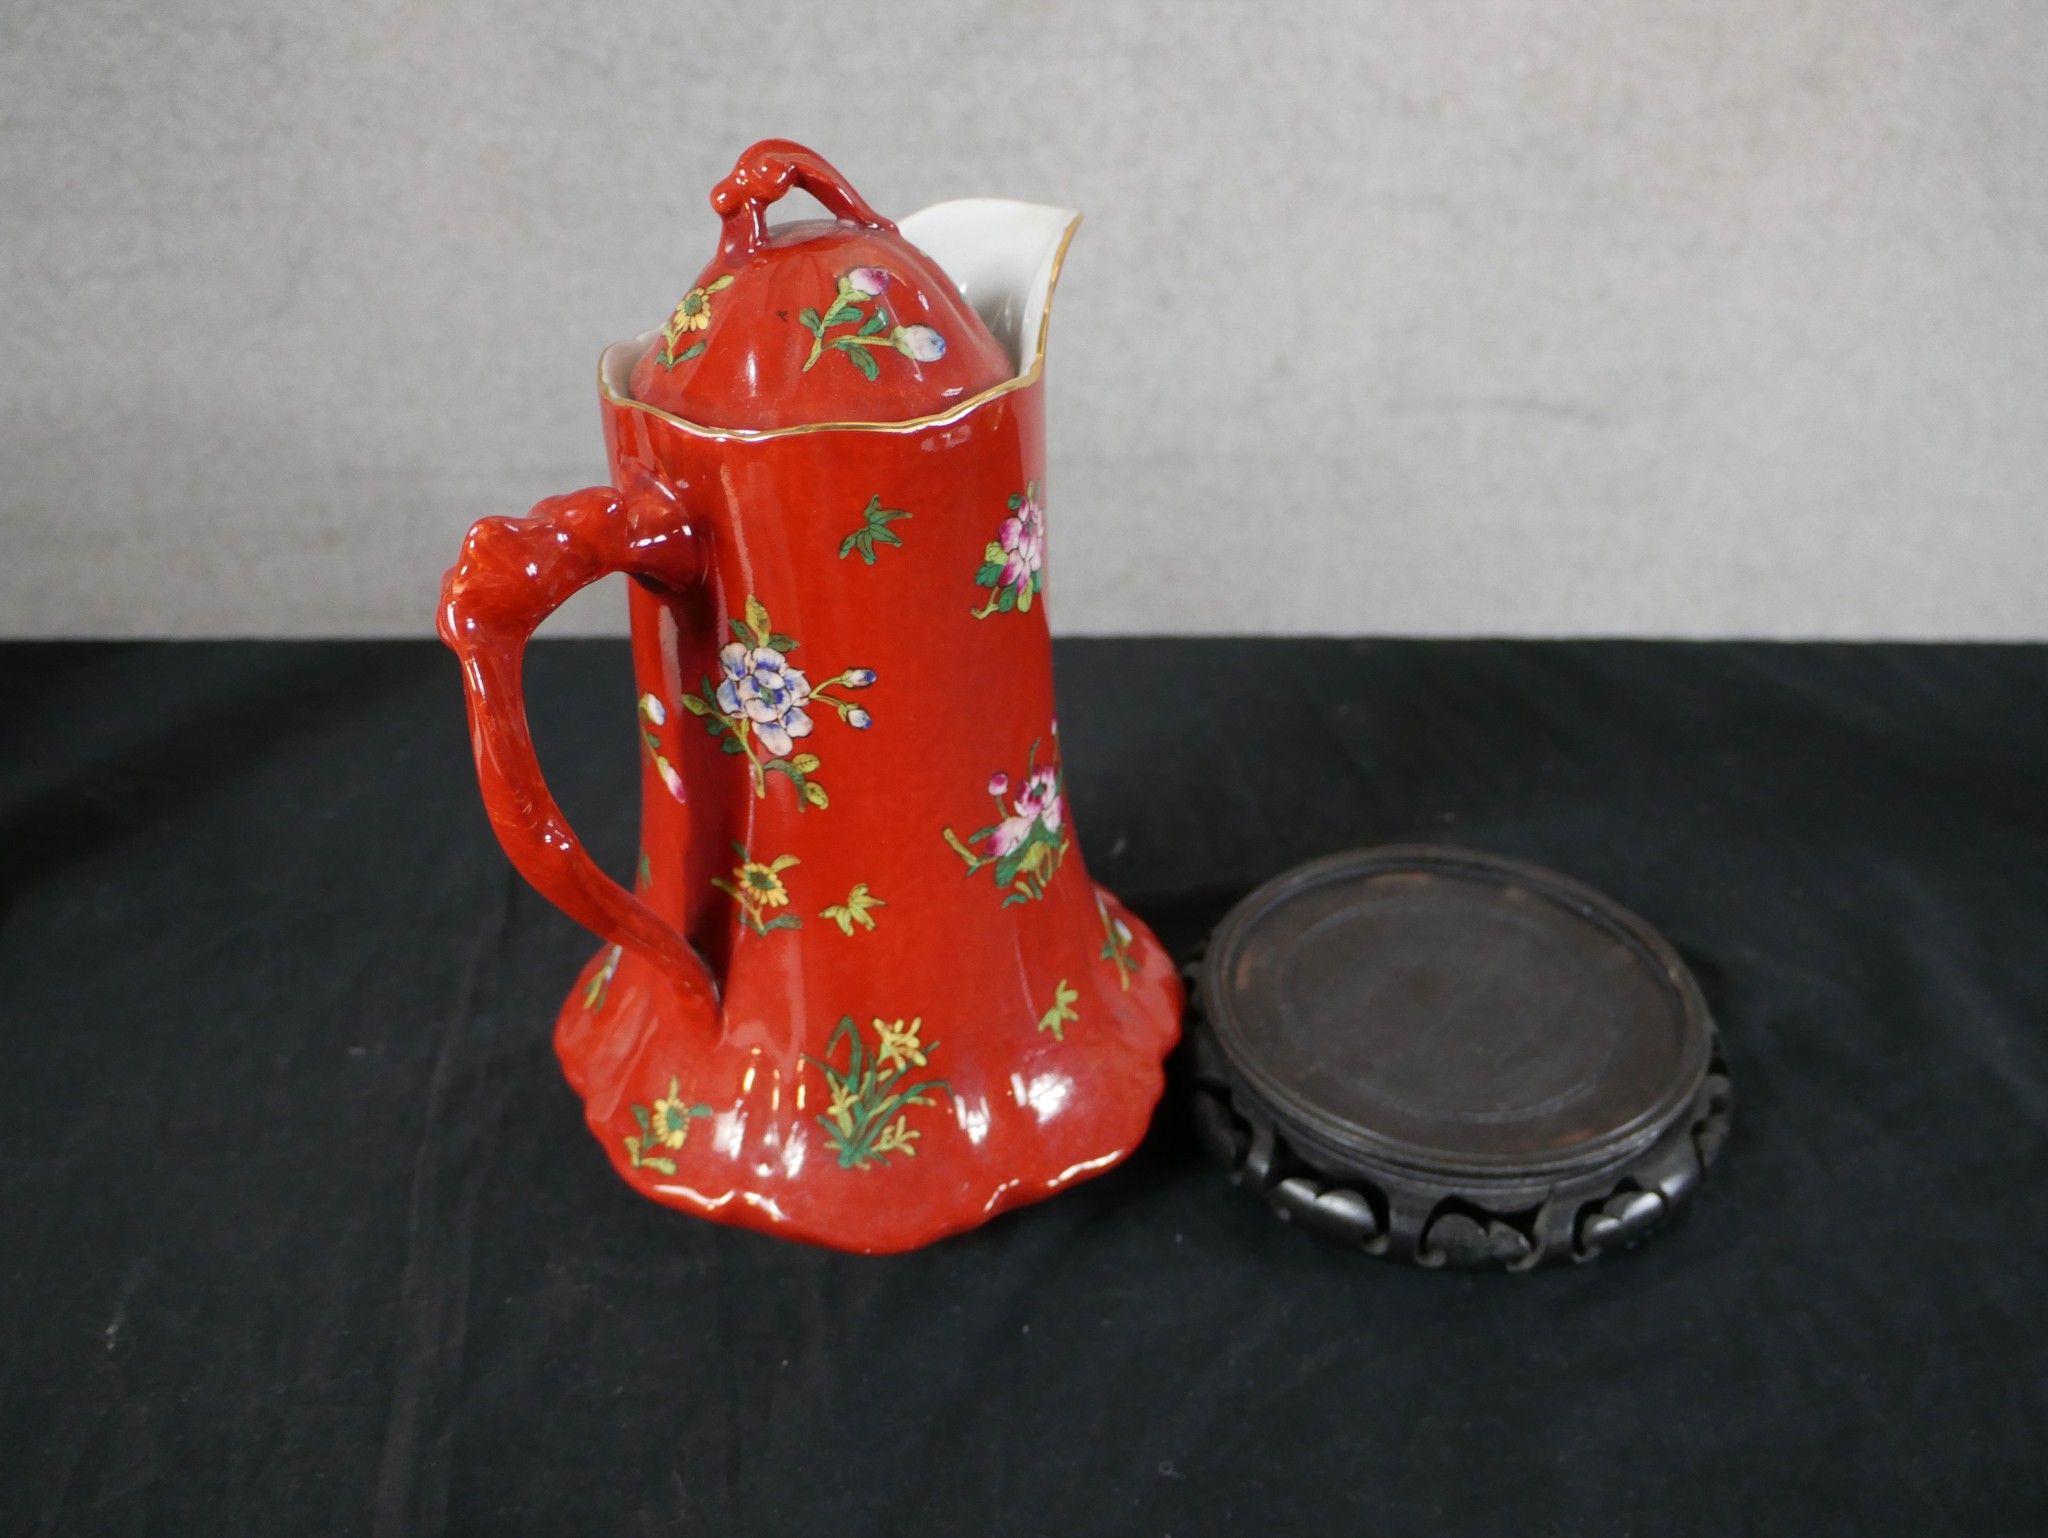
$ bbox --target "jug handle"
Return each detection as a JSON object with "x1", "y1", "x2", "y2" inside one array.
[
  {"x1": 712, "y1": 138, "x2": 898, "y2": 259},
  {"x1": 437, "y1": 467, "x2": 720, "y2": 1020}
]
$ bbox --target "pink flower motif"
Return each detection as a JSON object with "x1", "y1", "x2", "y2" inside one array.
[
  {"x1": 657, "y1": 759, "x2": 687, "y2": 802},
  {"x1": 997, "y1": 491, "x2": 1046, "y2": 593},
  {"x1": 1014, "y1": 765, "x2": 1062, "y2": 831},
  {"x1": 846, "y1": 267, "x2": 889, "y2": 297},
  {"x1": 988, "y1": 772, "x2": 1010, "y2": 798}
]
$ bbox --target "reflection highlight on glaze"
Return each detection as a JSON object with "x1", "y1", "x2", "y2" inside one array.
[
  {"x1": 1051, "y1": 1150, "x2": 1122, "y2": 1187},
  {"x1": 712, "y1": 1107, "x2": 746, "y2": 1157},
  {"x1": 1021, "y1": 1071, "x2": 1071, "y2": 1123},
  {"x1": 655, "y1": 1182, "x2": 735, "y2": 1209},
  {"x1": 954, "y1": 1095, "x2": 992, "y2": 1146}
]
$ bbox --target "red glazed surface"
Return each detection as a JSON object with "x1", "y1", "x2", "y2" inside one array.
[{"x1": 438, "y1": 144, "x2": 1181, "y2": 1253}]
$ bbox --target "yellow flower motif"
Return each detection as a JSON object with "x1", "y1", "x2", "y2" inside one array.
[
  {"x1": 624, "y1": 1077, "x2": 712, "y2": 1172},
  {"x1": 712, "y1": 850, "x2": 801, "y2": 936},
  {"x1": 739, "y1": 860, "x2": 793, "y2": 908},
  {"x1": 872, "y1": 1115, "x2": 920, "y2": 1157},
  {"x1": 873, "y1": 1017, "x2": 927, "y2": 1073},
  {"x1": 651, "y1": 1077, "x2": 702, "y2": 1149},
  {"x1": 826, "y1": 1080, "x2": 859, "y2": 1136},
  {"x1": 664, "y1": 273, "x2": 735, "y2": 340}
]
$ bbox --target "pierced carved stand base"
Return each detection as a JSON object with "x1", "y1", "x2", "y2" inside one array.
[{"x1": 1189, "y1": 846, "x2": 1734, "y2": 1270}]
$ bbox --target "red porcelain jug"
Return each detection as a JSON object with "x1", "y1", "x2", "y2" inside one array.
[{"x1": 438, "y1": 141, "x2": 1181, "y2": 1252}]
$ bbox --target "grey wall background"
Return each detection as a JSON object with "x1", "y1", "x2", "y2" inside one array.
[{"x1": 4, "y1": 0, "x2": 2045, "y2": 638}]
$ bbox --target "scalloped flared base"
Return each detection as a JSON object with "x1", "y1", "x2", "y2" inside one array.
[{"x1": 552, "y1": 886, "x2": 1182, "y2": 1254}]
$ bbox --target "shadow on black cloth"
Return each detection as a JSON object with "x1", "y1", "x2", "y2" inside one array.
[{"x1": 2, "y1": 639, "x2": 2044, "y2": 1536}]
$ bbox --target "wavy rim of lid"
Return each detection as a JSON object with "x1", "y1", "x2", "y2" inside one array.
[{"x1": 602, "y1": 203, "x2": 1080, "y2": 442}]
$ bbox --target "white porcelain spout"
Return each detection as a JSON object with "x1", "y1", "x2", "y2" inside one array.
[{"x1": 899, "y1": 200, "x2": 1080, "y2": 378}]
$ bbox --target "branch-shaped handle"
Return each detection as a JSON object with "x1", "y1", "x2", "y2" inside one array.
[
  {"x1": 438, "y1": 466, "x2": 719, "y2": 1020},
  {"x1": 712, "y1": 138, "x2": 898, "y2": 259}
]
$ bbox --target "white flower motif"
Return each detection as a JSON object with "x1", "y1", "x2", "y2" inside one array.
[
  {"x1": 897, "y1": 324, "x2": 946, "y2": 362},
  {"x1": 714, "y1": 642, "x2": 814, "y2": 758}
]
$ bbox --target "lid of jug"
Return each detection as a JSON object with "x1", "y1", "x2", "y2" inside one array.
[{"x1": 627, "y1": 140, "x2": 1015, "y2": 431}]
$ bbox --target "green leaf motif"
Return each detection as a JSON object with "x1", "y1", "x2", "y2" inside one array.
[
  {"x1": 992, "y1": 842, "x2": 1029, "y2": 891},
  {"x1": 842, "y1": 343, "x2": 880, "y2": 381},
  {"x1": 1038, "y1": 978, "x2": 1080, "y2": 1041},
  {"x1": 678, "y1": 694, "x2": 709, "y2": 716},
  {"x1": 804, "y1": 1016, "x2": 950, "y2": 1170},
  {"x1": 798, "y1": 306, "x2": 822, "y2": 332},
  {"x1": 584, "y1": 944, "x2": 622, "y2": 1009},
  {"x1": 821, "y1": 882, "x2": 886, "y2": 936},
  {"x1": 858, "y1": 308, "x2": 889, "y2": 337},
  {"x1": 836, "y1": 496, "x2": 911, "y2": 566},
  {"x1": 743, "y1": 595, "x2": 773, "y2": 647}
]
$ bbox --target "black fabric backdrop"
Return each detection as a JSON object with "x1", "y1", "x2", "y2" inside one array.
[{"x1": 2, "y1": 639, "x2": 2044, "y2": 1536}]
